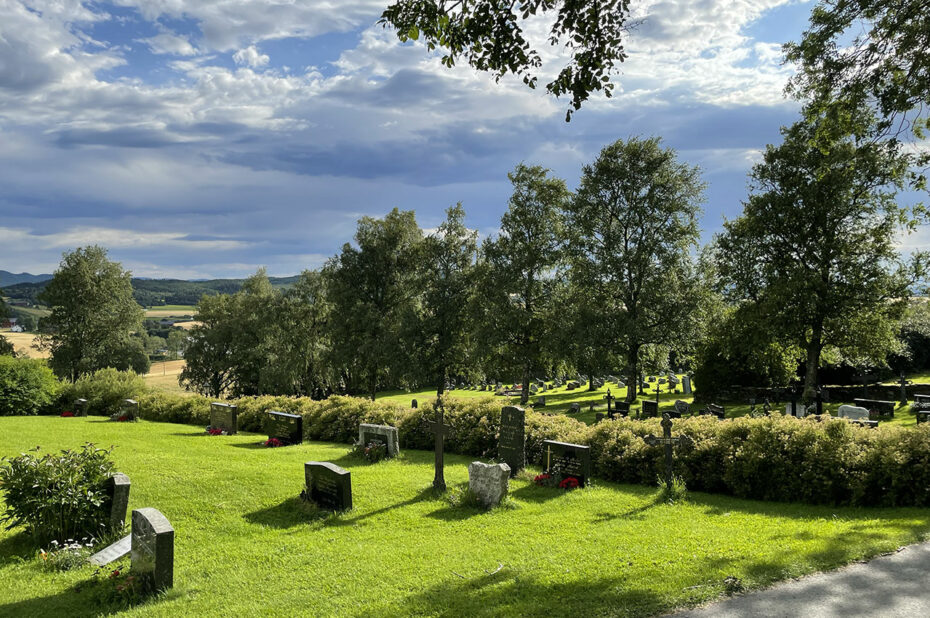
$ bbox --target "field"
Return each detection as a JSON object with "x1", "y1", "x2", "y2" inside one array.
[
  {"x1": 0, "y1": 330, "x2": 47, "y2": 359},
  {"x1": 143, "y1": 360, "x2": 192, "y2": 396},
  {"x1": 1, "y1": 416, "x2": 929, "y2": 617},
  {"x1": 143, "y1": 305, "x2": 197, "y2": 318}
]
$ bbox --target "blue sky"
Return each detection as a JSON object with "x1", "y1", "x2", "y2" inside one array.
[{"x1": 0, "y1": 0, "x2": 828, "y2": 278}]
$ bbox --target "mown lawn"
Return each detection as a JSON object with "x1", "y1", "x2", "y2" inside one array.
[{"x1": 2, "y1": 417, "x2": 930, "y2": 617}]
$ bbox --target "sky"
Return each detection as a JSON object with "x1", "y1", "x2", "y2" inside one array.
[{"x1": 0, "y1": 0, "x2": 825, "y2": 279}]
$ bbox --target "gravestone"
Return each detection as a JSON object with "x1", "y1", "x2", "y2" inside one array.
[
  {"x1": 641, "y1": 400, "x2": 659, "y2": 418},
  {"x1": 411, "y1": 399, "x2": 418, "y2": 408},
  {"x1": 682, "y1": 376, "x2": 693, "y2": 395},
  {"x1": 88, "y1": 534, "x2": 131, "y2": 566},
  {"x1": 534, "y1": 395, "x2": 546, "y2": 407},
  {"x1": 428, "y1": 403, "x2": 452, "y2": 491},
  {"x1": 668, "y1": 375, "x2": 680, "y2": 387},
  {"x1": 704, "y1": 403, "x2": 725, "y2": 419},
  {"x1": 74, "y1": 398, "x2": 88, "y2": 417},
  {"x1": 498, "y1": 406, "x2": 525, "y2": 476},
  {"x1": 210, "y1": 402, "x2": 238, "y2": 435},
  {"x1": 120, "y1": 399, "x2": 138, "y2": 421},
  {"x1": 643, "y1": 414, "x2": 693, "y2": 486},
  {"x1": 131, "y1": 508, "x2": 174, "y2": 592},
  {"x1": 615, "y1": 401, "x2": 631, "y2": 417},
  {"x1": 358, "y1": 423, "x2": 400, "y2": 457},
  {"x1": 569, "y1": 403, "x2": 581, "y2": 414},
  {"x1": 605, "y1": 390, "x2": 616, "y2": 417},
  {"x1": 468, "y1": 461, "x2": 510, "y2": 507},
  {"x1": 266, "y1": 410, "x2": 303, "y2": 444},
  {"x1": 104, "y1": 472, "x2": 131, "y2": 530},
  {"x1": 304, "y1": 461, "x2": 352, "y2": 511},
  {"x1": 837, "y1": 405, "x2": 870, "y2": 421},
  {"x1": 672, "y1": 400, "x2": 690, "y2": 418},
  {"x1": 542, "y1": 440, "x2": 592, "y2": 488}
]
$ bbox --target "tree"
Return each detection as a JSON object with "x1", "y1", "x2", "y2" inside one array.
[
  {"x1": 0, "y1": 289, "x2": 11, "y2": 357},
  {"x1": 716, "y1": 107, "x2": 924, "y2": 400},
  {"x1": 166, "y1": 329, "x2": 188, "y2": 361},
  {"x1": 785, "y1": 0, "x2": 930, "y2": 145},
  {"x1": 380, "y1": 1, "x2": 634, "y2": 120},
  {"x1": 180, "y1": 293, "x2": 239, "y2": 397},
  {"x1": 419, "y1": 203, "x2": 478, "y2": 398},
  {"x1": 565, "y1": 137, "x2": 704, "y2": 402},
  {"x1": 37, "y1": 246, "x2": 146, "y2": 382},
  {"x1": 474, "y1": 164, "x2": 569, "y2": 405},
  {"x1": 325, "y1": 208, "x2": 423, "y2": 400}
]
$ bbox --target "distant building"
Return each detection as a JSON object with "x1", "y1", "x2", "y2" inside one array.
[{"x1": 9, "y1": 325, "x2": 23, "y2": 333}]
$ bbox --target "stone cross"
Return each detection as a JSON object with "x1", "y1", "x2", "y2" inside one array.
[
  {"x1": 898, "y1": 372, "x2": 912, "y2": 406},
  {"x1": 643, "y1": 414, "x2": 692, "y2": 487},
  {"x1": 428, "y1": 401, "x2": 452, "y2": 492},
  {"x1": 605, "y1": 389, "x2": 615, "y2": 418}
]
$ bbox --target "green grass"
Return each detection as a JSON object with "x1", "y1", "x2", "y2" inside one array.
[{"x1": 2, "y1": 417, "x2": 930, "y2": 617}]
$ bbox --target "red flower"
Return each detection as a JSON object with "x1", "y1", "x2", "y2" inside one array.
[
  {"x1": 559, "y1": 476, "x2": 580, "y2": 490},
  {"x1": 207, "y1": 428, "x2": 224, "y2": 436},
  {"x1": 264, "y1": 438, "x2": 283, "y2": 448},
  {"x1": 533, "y1": 473, "x2": 551, "y2": 486},
  {"x1": 117, "y1": 415, "x2": 130, "y2": 422},
  {"x1": 60, "y1": 411, "x2": 75, "y2": 417}
]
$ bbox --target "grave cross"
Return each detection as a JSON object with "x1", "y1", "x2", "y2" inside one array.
[
  {"x1": 427, "y1": 401, "x2": 452, "y2": 492},
  {"x1": 898, "y1": 372, "x2": 912, "y2": 406},
  {"x1": 643, "y1": 414, "x2": 692, "y2": 486},
  {"x1": 605, "y1": 389, "x2": 615, "y2": 418}
]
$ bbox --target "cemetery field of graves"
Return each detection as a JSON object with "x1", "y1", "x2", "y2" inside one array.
[{"x1": 3, "y1": 416, "x2": 930, "y2": 617}]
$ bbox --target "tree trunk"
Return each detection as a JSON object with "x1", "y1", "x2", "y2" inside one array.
[
  {"x1": 436, "y1": 366, "x2": 446, "y2": 400},
  {"x1": 626, "y1": 346, "x2": 639, "y2": 403},
  {"x1": 803, "y1": 325, "x2": 822, "y2": 403},
  {"x1": 369, "y1": 374, "x2": 377, "y2": 402},
  {"x1": 587, "y1": 364, "x2": 596, "y2": 391},
  {"x1": 521, "y1": 362, "x2": 530, "y2": 406}
]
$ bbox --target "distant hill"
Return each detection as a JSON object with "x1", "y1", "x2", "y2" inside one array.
[
  {"x1": 0, "y1": 270, "x2": 52, "y2": 287},
  {"x1": 2, "y1": 275, "x2": 302, "y2": 307}
]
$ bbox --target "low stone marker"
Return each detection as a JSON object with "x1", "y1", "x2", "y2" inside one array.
[
  {"x1": 541, "y1": 440, "x2": 592, "y2": 488},
  {"x1": 88, "y1": 533, "x2": 131, "y2": 566},
  {"x1": 266, "y1": 410, "x2": 303, "y2": 445},
  {"x1": 358, "y1": 423, "x2": 400, "y2": 457},
  {"x1": 568, "y1": 402, "x2": 581, "y2": 414},
  {"x1": 303, "y1": 461, "x2": 352, "y2": 511},
  {"x1": 468, "y1": 461, "x2": 510, "y2": 507},
  {"x1": 210, "y1": 402, "x2": 238, "y2": 435},
  {"x1": 131, "y1": 508, "x2": 174, "y2": 592},
  {"x1": 837, "y1": 405, "x2": 870, "y2": 421},
  {"x1": 498, "y1": 406, "x2": 525, "y2": 476},
  {"x1": 105, "y1": 472, "x2": 131, "y2": 530},
  {"x1": 672, "y1": 400, "x2": 690, "y2": 418}
]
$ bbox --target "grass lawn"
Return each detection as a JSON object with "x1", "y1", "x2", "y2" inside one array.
[
  {"x1": 143, "y1": 306, "x2": 197, "y2": 319},
  {"x1": 2, "y1": 417, "x2": 930, "y2": 617}
]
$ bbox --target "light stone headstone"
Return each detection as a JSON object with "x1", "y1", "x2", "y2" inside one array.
[
  {"x1": 358, "y1": 423, "x2": 400, "y2": 457},
  {"x1": 838, "y1": 405, "x2": 870, "y2": 421},
  {"x1": 131, "y1": 508, "x2": 174, "y2": 592},
  {"x1": 682, "y1": 376, "x2": 693, "y2": 395},
  {"x1": 468, "y1": 461, "x2": 510, "y2": 507}
]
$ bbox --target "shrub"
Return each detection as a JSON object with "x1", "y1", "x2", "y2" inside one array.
[
  {"x1": 61, "y1": 368, "x2": 148, "y2": 416},
  {"x1": 0, "y1": 355, "x2": 59, "y2": 416},
  {"x1": 125, "y1": 389, "x2": 930, "y2": 507},
  {"x1": 0, "y1": 444, "x2": 117, "y2": 542}
]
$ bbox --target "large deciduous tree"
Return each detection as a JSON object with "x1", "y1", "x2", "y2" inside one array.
[
  {"x1": 419, "y1": 203, "x2": 478, "y2": 398},
  {"x1": 565, "y1": 137, "x2": 704, "y2": 402},
  {"x1": 474, "y1": 164, "x2": 569, "y2": 405},
  {"x1": 325, "y1": 208, "x2": 423, "y2": 400},
  {"x1": 716, "y1": 107, "x2": 925, "y2": 401},
  {"x1": 380, "y1": 1, "x2": 634, "y2": 120},
  {"x1": 179, "y1": 292, "x2": 239, "y2": 397},
  {"x1": 38, "y1": 246, "x2": 147, "y2": 382}
]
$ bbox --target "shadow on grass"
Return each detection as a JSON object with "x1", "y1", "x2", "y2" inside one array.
[
  {"x1": 373, "y1": 570, "x2": 663, "y2": 618},
  {"x1": 167, "y1": 431, "x2": 209, "y2": 437},
  {"x1": 509, "y1": 483, "x2": 568, "y2": 504},
  {"x1": 0, "y1": 577, "x2": 177, "y2": 618},
  {"x1": 324, "y1": 486, "x2": 437, "y2": 527},
  {"x1": 243, "y1": 496, "x2": 328, "y2": 529},
  {"x1": 229, "y1": 441, "x2": 274, "y2": 450},
  {"x1": 0, "y1": 530, "x2": 34, "y2": 566}
]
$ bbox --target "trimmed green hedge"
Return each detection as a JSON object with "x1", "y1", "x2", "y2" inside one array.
[
  {"x1": 0, "y1": 356, "x2": 59, "y2": 416},
  {"x1": 57, "y1": 371, "x2": 930, "y2": 507}
]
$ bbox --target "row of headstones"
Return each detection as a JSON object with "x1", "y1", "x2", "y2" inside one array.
[
  {"x1": 67, "y1": 398, "x2": 140, "y2": 420},
  {"x1": 86, "y1": 474, "x2": 175, "y2": 593}
]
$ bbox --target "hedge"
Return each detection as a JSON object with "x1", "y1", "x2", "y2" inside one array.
[
  {"x1": 0, "y1": 355, "x2": 59, "y2": 416},
  {"x1": 54, "y1": 372, "x2": 930, "y2": 507}
]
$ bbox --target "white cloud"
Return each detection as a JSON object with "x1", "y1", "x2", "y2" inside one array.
[
  {"x1": 137, "y1": 32, "x2": 199, "y2": 56},
  {"x1": 232, "y1": 45, "x2": 269, "y2": 68}
]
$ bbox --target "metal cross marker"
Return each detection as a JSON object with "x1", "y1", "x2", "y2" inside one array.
[
  {"x1": 898, "y1": 372, "x2": 913, "y2": 406},
  {"x1": 428, "y1": 400, "x2": 452, "y2": 492},
  {"x1": 643, "y1": 414, "x2": 692, "y2": 486},
  {"x1": 605, "y1": 389, "x2": 615, "y2": 418}
]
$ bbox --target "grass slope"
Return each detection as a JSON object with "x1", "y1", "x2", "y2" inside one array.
[{"x1": 2, "y1": 417, "x2": 929, "y2": 617}]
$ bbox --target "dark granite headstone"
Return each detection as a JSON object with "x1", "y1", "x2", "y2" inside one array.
[
  {"x1": 266, "y1": 410, "x2": 303, "y2": 444},
  {"x1": 131, "y1": 508, "x2": 174, "y2": 591},
  {"x1": 498, "y1": 406, "x2": 525, "y2": 476},
  {"x1": 542, "y1": 440, "x2": 592, "y2": 487},
  {"x1": 614, "y1": 401, "x2": 631, "y2": 417},
  {"x1": 210, "y1": 402, "x2": 238, "y2": 435},
  {"x1": 121, "y1": 399, "x2": 138, "y2": 420},
  {"x1": 641, "y1": 400, "x2": 659, "y2": 418},
  {"x1": 104, "y1": 472, "x2": 131, "y2": 530},
  {"x1": 74, "y1": 398, "x2": 88, "y2": 417},
  {"x1": 411, "y1": 399, "x2": 418, "y2": 409},
  {"x1": 304, "y1": 461, "x2": 352, "y2": 511}
]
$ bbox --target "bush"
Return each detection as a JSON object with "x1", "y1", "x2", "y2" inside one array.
[
  {"x1": 0, "y1": 444, "x2": 117, "y2": 542},
  {"x1": 0, "y1": 356, "x2": 59, "y2": 416},
  {"x1": 61, "y1": 368, "x2": 148, "y2": 416},
  {"x1": 123, "y1": 389, "x2": 930, "y2": 507}
]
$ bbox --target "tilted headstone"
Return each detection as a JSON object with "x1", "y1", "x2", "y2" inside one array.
[
  {"x1": 468, "y1": 461, "x2": 510, "y2": 507},
  {"x1": 304, "y1": 461, "x2": 352, "y2": 511},
  {"x1": 682, "y1": 376, "x2": 693, "y2": 395},
  {"x1": 541, "y1": 440, "x2": 592, "y2": 487},
  {"x1": 74, "y1": 398, "x2": 88, "y2": 417},
  {"x1": 131, "y1": 508, "x2": 174, "y2": 592},
  {"x1": 266, "y1": 410, "x2": 303, "y2": 444},
  {"x1": 210, "y1": 402, "x2": 238, "y2": 435},
  {"x1": 358, "y1": 423, "x2": 400, "y2": 457},
  {"x1": 498, "y1": 406, "x2": 525, "y2": 476},
  {"x1": 104, "y1": 472, "x2": 131, "y2": 530}
]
